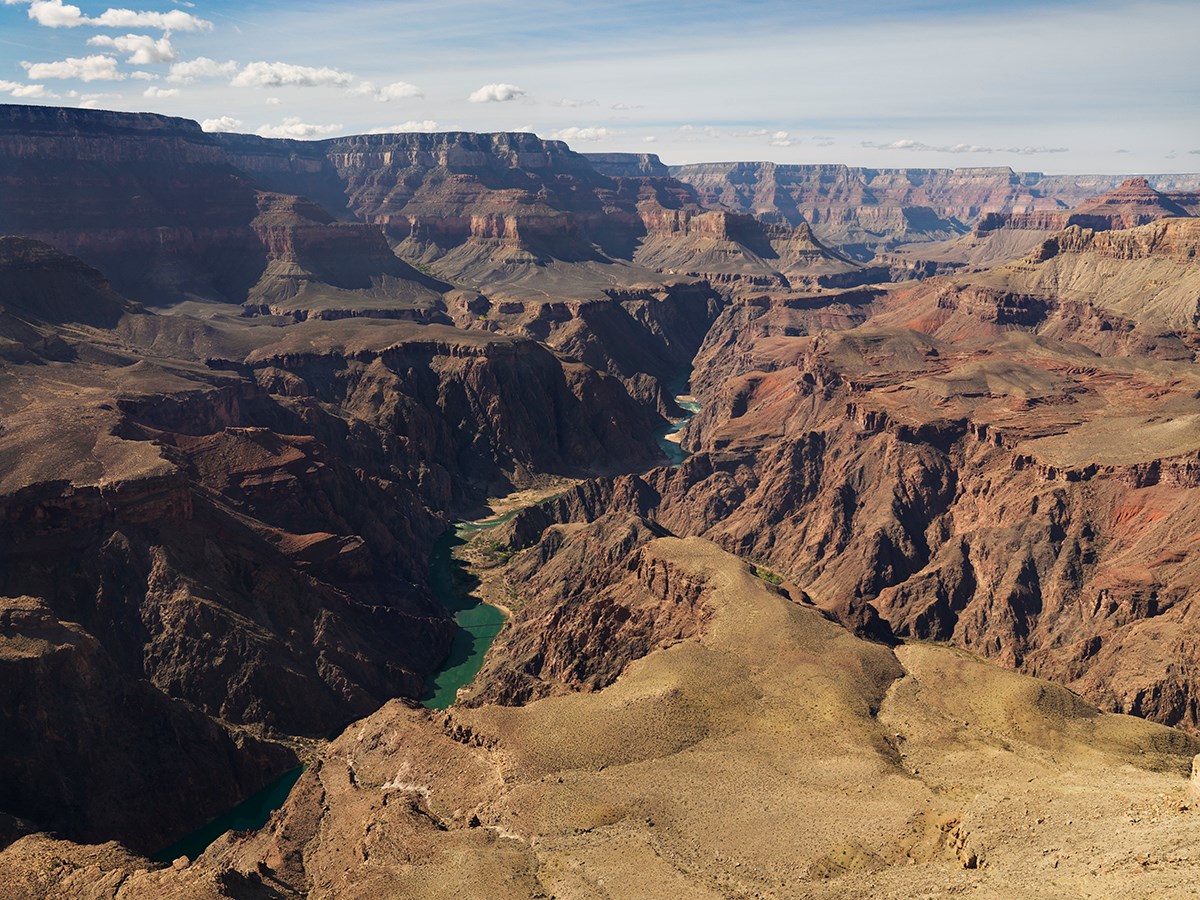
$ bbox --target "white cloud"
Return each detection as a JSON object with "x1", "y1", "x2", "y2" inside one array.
[
  {"x1": 265, "y1": 96, "x2": 280, "y2": 105},
  {"x1": 555, "y1": 98, "x2": 597, "y2": 108},
  {"x1": 14, "y1": 0, "x2": 209, "y2": 31},
  {"x1": 366, "y1": 120, "x2": 439, "y2": 134},
  {"x1": 22, "y1": 55, "x2": 124, "y2": 81},
  {"x1": 770, "y1": 130, "x2": 794, "y2": 147},
  {"x1": 87, "y1": 34, "x2": 175, "y2": 65},
  {"x1": 351, "y1": 80, "x2": 423, "y2": 101},
  {"x1": 167, "y1": 57, "x2": 236, "y2": 83},
  {"x1": 24, "y1": 0, "x2": 86, "y2": 28},
  {"x1": 468, "y1": 82, "x2": 525, "y2": 103},
  {"x1": 0, "y1": 79, "x2": 52, "y2": 98},
  {"x1": 91, "y1": 6, "x2": 210, "y2": 31},
  {"x1": 643, "y1": 135, "x2": 657, "y2": 143},
  {"x1": 201, "y1": 116, "x2": 243, "y2": 133},
  {"x1": 864, "y1": 139, "x2": 1069, "y2": 155},
  {"x1": 143, "y1": 85, "x2": 177, "y2": 98},
  {"x1": 550, "y1": 126, "x2": 615, "y2": 143},
  {"x1": 232, "y1": 61, "x2": 354, "y2": 89},
  {"x1": 610, "y1": 102, "x2": 643, "y2": 110},
  {"x1": 256, "y1": 117, "x2": 343, "y2": 139},
  {"x1": 376, "y1": 81, "x2": 422, "y2": 101},
  {"x1": 129, "y1": 70, "x2": 156, "y2": 80}
]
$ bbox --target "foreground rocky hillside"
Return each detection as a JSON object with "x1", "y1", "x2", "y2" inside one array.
[{"x1": 6, "y1": 535, "x2": 1199, "y2": 897}]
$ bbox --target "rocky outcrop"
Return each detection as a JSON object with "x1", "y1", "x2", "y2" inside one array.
[
  {"x1": 583, "y1": 151, "x2": 671, "y2": 178},
  {"x1": 245, "y1": 191, "x2": 450, "y2": 315},
  {"x1": 463, "y1": 513, "x2": 712, "y2": 705},
  {"x1": 448, "y1": 282, "x2": 722, "y2": 413},
  {"x1": 0, "y1": 595, "x2": 295, "y2": 855},
  {"x1": 632, "y1": 206, "x2": 866, "y2": 289}
]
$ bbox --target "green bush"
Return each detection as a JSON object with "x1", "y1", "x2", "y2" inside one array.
[{"x1": 754, "y1": 565, "x2": 783, "y2": 585}]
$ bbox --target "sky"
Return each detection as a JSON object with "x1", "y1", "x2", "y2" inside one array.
[{"x1": 1, "y1": 0, "x2": 1197, "y2": 173}]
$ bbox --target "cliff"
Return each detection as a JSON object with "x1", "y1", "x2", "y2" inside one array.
[
  {"x1": 670, "y1": 162, "x2": 1200, "y2": 257},
  {"x1": 0, "y1": 239, "x2": 668, "y2": 853},
  {"x1": 12, "y1": 535, "x2": 1200, "y2": 897}
]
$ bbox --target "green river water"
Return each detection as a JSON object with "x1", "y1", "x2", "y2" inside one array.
[{"x1": 153, "y1": 391, "x2": 700, "y2": 861}]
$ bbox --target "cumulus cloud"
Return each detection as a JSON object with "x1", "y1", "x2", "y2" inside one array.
[
  {"x1": 142, "y1": 85, "x2": 177, "y2": 98},
  {"x1": 769, "y1": 130, "x2": 794, "y2": 146},
  {"x1": 167, "y1": 57, "x2": 236, "y2": 82},
  {"x1": 129, "y1": 70, "x2": 156, "y2": 80},
  {"x1": 468, "y1": 82, "x2": 525, "y2": 103},
  {"x1": 0, "y1": 79, "x2": 52, "y2": 98},
  {"x1": 864, "y1": 139, "x2": 1069, "y2": 155},
  {"x1": 200, "y1": 116, "x2": 242, "y2": 133},
  {"x1": 22, "y1": 54, "x2": 124, "y2": 81},
  {"x1": 91, "y1": 6, "x2": 210, "y2": 30},
  {"x1": 550, "y1": 126, "x2": 614, "y2": 143},
  {"x1": 232, "y1": 61, "x2": 354, "y2": 89},
  {"x1": 26, "y1": 0, "x2": 85, "y2": 27},
  {"x1": 366, "y1": 120, "x2": 439, "y2": 134},
  {"x1": 375, "y1": 81, "x2": 422, "y2": 101},
  {"x1": 351, "y1": 80, "x2": 423, "y2": 101},
  {"x1": 256, "y1": 117, "x2": 342, "y2": 139},
  {"x1": 643, "y1": 135, "x2": 657, "y2": 143},
  {"x1": 265, "y1": 96, "x2": 280, "y2": 105},
  {"x1": 11, "y1": 0, "x2": 210, "y2": 31},
  {"x1": 87, "y1": 33, "x2": 175, "y2": 64}
]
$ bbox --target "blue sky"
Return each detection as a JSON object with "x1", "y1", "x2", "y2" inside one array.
[{"x1": 1, "y1": 0, "x2": 1197, "y2": 172}]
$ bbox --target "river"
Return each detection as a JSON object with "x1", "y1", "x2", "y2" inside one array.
[{"x1": 153, "y1": 386, "x2": 701, "y2": 860}]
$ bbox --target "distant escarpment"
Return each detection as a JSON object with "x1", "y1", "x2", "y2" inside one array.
[
  {"x1": 670, "y1": 162, "x2": 1200, "y2": 257},
  {"x1": 891, "y1": 177, "x2": 1200, "y2": 273},
  {"x1": 0, "y1": 104, "x2": 267, "y2": 302}
]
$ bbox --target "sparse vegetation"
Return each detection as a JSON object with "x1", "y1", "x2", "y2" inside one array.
[
  {"x1": 477, "y1": 538, "x2": 515, "y2": 565},
  {"x1": 754, "y1": 565, "x2": 783, "y2": 585}
]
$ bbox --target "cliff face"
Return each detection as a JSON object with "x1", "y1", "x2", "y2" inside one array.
[
  {"x1": 214, "y1": 130, "x2": 625, "y2": 279},
  {"x1": 0, "y1": 104, "x2": 268, "y2": 302},
  {"x1": 491, "y1": 220, "x2": 1200, "y2": 732},
  {"x1": 14, "y1": 534, "x2": 1200, "y2": 899},
  {"x1": 970, "y1": 178, "x2": 1193, "y2": 239},
  {"x1": 583, "y1": 151, "x2": 671, "y2": 178},
  {"x1": 669, "y1": 163, "x2": 1200, "y2": 257},
  {"x1": 463, "y1": 513, "x2": 712, "y2": 706},
  {"x1": 0, "y1": 596, "x2": 296, "y2": 855},
  {"x1": 0, "y1": 238, "x2": 668, "y2": 853}
]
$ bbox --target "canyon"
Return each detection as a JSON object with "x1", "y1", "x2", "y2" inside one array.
[{"x1": 3, "y1": 102, "x2": 1200, "y2": 897}]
